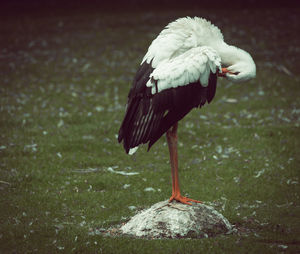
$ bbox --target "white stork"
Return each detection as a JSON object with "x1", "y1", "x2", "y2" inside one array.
[{"x1": 118, "y1": 17, "x2": 256, "y2": 205}]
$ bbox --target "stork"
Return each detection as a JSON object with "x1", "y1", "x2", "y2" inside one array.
[{"x1": 118, "y1": 17, "x2": 256, "y2": 205}]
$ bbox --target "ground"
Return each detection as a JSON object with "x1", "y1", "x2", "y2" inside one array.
[{"x1": 0, "y1": 5, "x2": 300, "y2": 254}]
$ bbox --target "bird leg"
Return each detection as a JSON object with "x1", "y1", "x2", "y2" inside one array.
[{"x1": 166, "y1": 122, "x2": 201, "y2": 205}]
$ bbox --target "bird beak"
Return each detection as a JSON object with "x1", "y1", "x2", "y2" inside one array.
[{"x1": 218, "y1": 68, "x2": 238, "y2": 77}]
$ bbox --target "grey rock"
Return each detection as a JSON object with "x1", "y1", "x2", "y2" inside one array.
[{"x1": 120, "y1": 200, "x2": 232, "y2": 239}]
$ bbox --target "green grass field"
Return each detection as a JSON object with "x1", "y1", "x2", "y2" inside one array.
[{"x1": 1, "y1": 6, "x2": 300, "y2": 253}]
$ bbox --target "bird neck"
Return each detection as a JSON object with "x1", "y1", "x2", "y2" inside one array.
[
  {"x1": 215, "y1": 41, "x2": 256, "y2": 81},
  {"x1": 215, "y1": 42, "x2": 249, "y2": 67}
]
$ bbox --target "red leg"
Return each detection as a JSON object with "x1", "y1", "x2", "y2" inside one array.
[{"x1": 166, "y1": 123, "x2": 201, "y2": 205}]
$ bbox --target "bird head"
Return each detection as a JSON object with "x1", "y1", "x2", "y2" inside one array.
[{"x1": 218, "y1": 46, "x2": 256, "y2": 82}]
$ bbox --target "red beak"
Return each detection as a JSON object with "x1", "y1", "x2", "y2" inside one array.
[{"x1": 218, "y1": 67, "x2": 237, "y2": 77}]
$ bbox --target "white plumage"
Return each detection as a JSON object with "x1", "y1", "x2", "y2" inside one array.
[
  {"x1": 143, "y1": 17, "x2": 256, "y2": 95},
  {"x1": 147, "y1": 46, "x2": 221, "y2": 94},
  {"x1": 142, "y1": 17, "x2": 224, "y2": 66}
]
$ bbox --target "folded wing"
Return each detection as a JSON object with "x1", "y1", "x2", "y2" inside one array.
[
  {"x1": 118, "y1": 47, "x2": 221, "y2": 153},
  {"x1": 147, "y1": 46, "x2": 221, "y2": 94}
]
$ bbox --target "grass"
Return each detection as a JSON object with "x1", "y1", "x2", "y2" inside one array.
[{"x1": 1, "y1": 5, "x2": 300, "y2": 253}]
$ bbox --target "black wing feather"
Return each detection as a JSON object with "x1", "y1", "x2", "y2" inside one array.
[{"x1": 118, "y1": 61, "x2": 218, "y2": 153}]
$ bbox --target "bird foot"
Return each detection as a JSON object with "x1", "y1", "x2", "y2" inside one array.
[{"x1": 169, "y1": 194, "x2": 202, "y2": 205}]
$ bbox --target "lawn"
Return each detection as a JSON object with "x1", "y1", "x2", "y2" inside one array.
[{"x1": 0, "y1": 4, "x2": 300, "y2": 253}]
